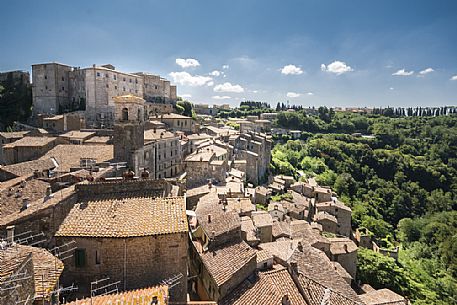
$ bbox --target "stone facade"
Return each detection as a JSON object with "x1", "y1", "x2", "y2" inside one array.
[
  {"x1": 57, "y1": 233, "x2": 188, "y2": 301},
  {"x1": 234, "y1": 132, "x2": 271, "y2": 185},
  {"x1": 31, "y1": 63, "x2": 177, "y2": 127}
]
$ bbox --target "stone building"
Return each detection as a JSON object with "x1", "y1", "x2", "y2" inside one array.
[
  {"x1": 31, "y1": 63, "x2": 176, "y2": 127},
  {"x1": 234, "y1": 132, "x2": 272, "y2": 185},
  {"x1": 144, "y1": 128, "x2": 182, "y2": 179},
  {"x1": 314, "y1": 198, "x2": 352, "y2": 237},
  {"x1": 184, "y1": 145, "x2": 228, "y2": 187},
  {"x1": 328, "y1": 237, "x2": 358, "y2": 279},
  {"x1": 0, "y1": 70, "x2": 30, "y2": 85},
  {"x1": 251, "y1": 211, "x2": 273, "y2": 243},
  {"x1": 160, "y1": 113, "x2": 196, "y2": 134},
  {"x1": 112, "y1": 95, "x2": 146, "y2": 174},
  {"x1": 2, "y1": 136, "x2": 57, "y2": 164},
  {"x1": 0, "y1": 131, "x2": 29, "y2": 164},
  {"x1": 54, "y1": 181, "x2": 188, "y2": 302}
]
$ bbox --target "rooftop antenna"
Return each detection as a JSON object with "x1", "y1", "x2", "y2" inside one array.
[
  {"x1": 14, "y1": 231, "x2": 46, "y2": 247},
  {"x1": 160, "y1": 273, "x2": 183, "y2": 289},
  {"x1": 14, "y1": 294, "x2": 32, "y2": 305},
  {"x1": 90, "y1": 277, "x2": 121, "y2": 302},
  {"x1": 50, "y1": 240, "x2": 77, "y2": 261}
]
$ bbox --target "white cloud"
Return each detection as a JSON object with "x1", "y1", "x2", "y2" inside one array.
[
  {"x1": 207, "y1": 81, "x2": 214, "y2": 87},
  {"x1": 252, "y1": 90, "x2": 259, "y2": 93},
  {"x1": 307, "y1": 92, "x2": 314, "y2": 96},
  {"x1": 212, "y1": 95, "x2": 231, "y2": 100},
  {"x1": 210, "y1": 70, "x2": 221, "y2": 76},
  {"x1": 213, "y1": 82, "x2": 244, "y2": 93},
  {"x1": 389, "y1": 87, "x2": 395, "y2": 90},
  {"x1": 287, "y1": 92, "x2": 301, "y2": 98},
  {"x1": 281, "y1": 64, "x2": 303, "y2": 75},
  {"x1": 451, "y1": 75, "x2": 457, "y2": 81},
  {"x1": 169, "y1": 71, "x2": 212, "y2": 86},
  {"x1": 180, "y1": 94, "x2": 192, "y2": 99},
  {"x1": 392, "y1": 69, "x2": 414, "y2": 76},
  {"x1": 321, "y1": 61, "x2": 353, "y2": 75},
  {"x1": 222, "y1": 65, "x2": 229, "y2": 69},
  {"x1": 175, "y1": 58, "x2": 200, "y2": 68},
  {"x1": 419, "y1": 68, "x2": 434, "y2": 75}
]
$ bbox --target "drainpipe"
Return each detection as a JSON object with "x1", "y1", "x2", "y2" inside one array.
[{"x1": 123, "y1": 238, "x2": 127, "y2": 290}]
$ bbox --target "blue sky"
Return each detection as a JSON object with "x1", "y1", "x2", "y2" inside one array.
[{"x1": 1, "y1": 0, "x2": 457, "y2": 107}]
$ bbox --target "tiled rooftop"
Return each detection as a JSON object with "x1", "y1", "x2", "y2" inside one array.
[
  {"x1": 56, "y1": 195, "x2": 187, "y2": 238},
  {"x1": 0, "y1": 158, "x2": 56, "y2": 177},
  {"x1": 144, "y1": 129, "x2": 176, "y2": 141},
  {"x1": 3, "y1": 136, "x2": 56, "y2": 148},
  {"x1": 39, "y1": 144, "x2": 113, "y2": 172},
  {"x1": 199, "y1": 240, "x2": 256, "y2": 287},
  {"x1": 0, "y1": 131, "x2": 29, "y2": 139},
  {"x1": 219, "y1": 267, "x2": 306, "y2": 305},
  {"x1": 359, "y1": 289, "x2": 408, "y2": 305},
  {"x1": 60, "y1": 131, "x2": 95, "y2": 140},
  {"x1": 196, "y1": 192, "x2": 240, "y2": 238},
  {"x1": 0, "y1": 178, "x2": 51, "y2": 218},
  {"x1": 328, "y1": 238, "x2": 358, "y2": 255},
  {"x1": 290, "y1": 245, "x2": 361, "y2": 302},
  {"x1": 0, "y1": 244, "x2": 64, "y2": 300},
  {"x1": 251, "y1": 211, "x2": 273, "y2": 227},
  {"x1": 64, "y1": 285, "x2": 169, "y2": 305}
]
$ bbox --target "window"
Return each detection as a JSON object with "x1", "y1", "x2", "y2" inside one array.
[
  {"x1": 106, "y1": 73, "x2": 109, "y2": 78},
  {"x1": 123, "y1": 87, "x2": 126, "y2": 91},
  {"x1": 75, "y1": 249, "x2": 86, "y2": 267},
  {"x1": 114, "y1": 75, "x2": 117, "y2": 80},
  {"x1": 121, "y1": 108, "x2": 129, "y2": 121},
  {"x1": 106, "y1": 84, "x2": 109, "y2": 88},
  {"x1": 96, "y1": 72, "x2": 101, "y2": 77},
  {"x1": 123, "y1": 77, "x2": 126, "y2": 82},
  {"x1": 263, "y1": 262, "x2": 268, "y2": 268},
  {"x1": 129, "y1": 79, "x2": 132, "y2": 83},
  {"x1": 135, "y1": 79, "x2": 138, "y2": 84},
  {"x1": 115, "y1": 86, "x2": 117, "y2": 90},
  {"x1": 95, "y1": 250, "x2": 101, "y2": 265},
  {"x1": 45, "y1": 86, "x2": 48, "y2": 90},
  {"x1": 61, "y1": 76, "x2": 65, "y2": 81},
  {"x1": 155, "y1": 85, "x2": 158, "y2": 90},
  {"x1": 44, "y1": 75, "x2": 47, "y2": 80},
  {"x1": 62, "y1": 86, "x2": 65, "y2": 91}
]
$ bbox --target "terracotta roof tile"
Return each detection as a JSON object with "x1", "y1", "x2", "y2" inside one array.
[
  {"x1": 64, "y1": 285, "x2": 169, "y2": 305},
  {"x1": 199, "y1": 240, "x2": 256, "y2": 287},
  {"x1": 39, "y1": 144, "x2": 113, "y2": 172},
  {"x1": 359, "y1": 289, "x2": 408, "y2": 305},
  {"x1": 56, "y1": 196, "x2": 187, "y2": 238},
  {"x1": 0, "y1": 158, "x2": 56, "y2": 177},
  {"x1": 219, "y1": 267, "x2": 306, "y2": 305}
]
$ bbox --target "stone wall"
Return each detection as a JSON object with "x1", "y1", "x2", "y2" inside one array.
[
  {"x1": 32, "y1": 63, "x2": 72, "y2": 115},
  {"x1": 58, "y1": 233, "x2": 188, "y2": 302},
  {"x1": 75, "y1": 179, "x2": 171, "y2": 198}
]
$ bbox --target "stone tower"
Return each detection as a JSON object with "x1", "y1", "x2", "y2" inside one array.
[{"x1": 113, "y1": 95, "x2": 146, "y2": 175}]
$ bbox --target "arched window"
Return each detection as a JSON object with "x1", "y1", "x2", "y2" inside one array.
[
  {"x1": 122, "y1": 108, "x2": 129, "y2": 121},
  {"x1": 137, "y1": 108, "x2": 141, "y2": 121}
]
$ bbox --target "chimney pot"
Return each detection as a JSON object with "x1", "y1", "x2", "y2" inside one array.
[{"x1": 6, "y1": 225, "x2": 15, "y2": 244}]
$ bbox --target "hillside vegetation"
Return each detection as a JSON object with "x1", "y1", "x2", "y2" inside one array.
[{"x1": 271, "y1": 111, "x2": 457, "y2": 304}]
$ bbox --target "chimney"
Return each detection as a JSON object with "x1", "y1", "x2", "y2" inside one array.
[
  {"x1": 6, "y1": 225, "x2": 15, "y2": 244},
  {"x1": 207, "y1": 214, "x2": 212, "y2": 223},
  {"x1": 281, "y1": 295, "x2": 291, "y2": 305},
  {"x1": 46, "y1": 187, "x2": 53, "y2": 197},
  {"x1": 290, "y1": 261, "x2": 298, "y2": 275},
  {"x1": 21, "y1": 197, "x2": 30, "y2": 211},
  {"x1": 297, "y1": 241, "x2": 304, "y2": 252}
]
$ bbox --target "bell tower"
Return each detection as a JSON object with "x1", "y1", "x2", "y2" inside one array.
[{"x1": 113, "y1": 95, "x2": 145, "y2": 175}]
